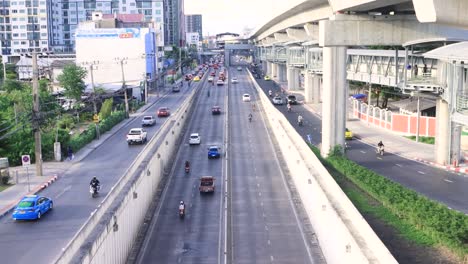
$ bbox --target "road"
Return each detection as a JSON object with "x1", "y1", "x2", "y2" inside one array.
[
  {"x1": 254, "y1": 72, "x2": 468, "y2": 214},
  {"x1": 0, "y1": 82, "x2": 197, "y2": 264},
  {"x1": 136, "y1": 66, "x2": 324, "y2": 263}
]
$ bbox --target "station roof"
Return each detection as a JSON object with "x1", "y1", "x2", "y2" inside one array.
[{"x1": 424, "y1": 42, "x2": 468, "y2": 62}]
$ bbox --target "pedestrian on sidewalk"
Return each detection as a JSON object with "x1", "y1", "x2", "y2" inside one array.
[{"x1": 67, "y1": 146, "x2": 74, "y2": 161}]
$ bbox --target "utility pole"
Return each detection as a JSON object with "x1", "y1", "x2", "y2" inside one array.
[
  {"x1": 116, "y1": 57, "x2": 129, "y2": 117},
  {"x1": 88, "y1": 63, "x2": 100, "y2": 139},
  {"x1": 416, "y1": 89, "x2": 421, "y2": 142},
  {"x1": 32, "y1": 51, "x2": 43, "y2": 176}
]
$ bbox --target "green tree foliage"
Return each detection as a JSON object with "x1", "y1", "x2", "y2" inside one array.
[
  {"x1": 99, "y1": 98, "x2": 113, "y2": 120},
  {"x1": 57, "y1": 65, "x2": 87, "y2": 101}
]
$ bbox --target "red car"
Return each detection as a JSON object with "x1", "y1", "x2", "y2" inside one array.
[
  {"x1": 157, "y1": 107, "x2": 170, "y2": 117},
  {"x1": 210, "y1": 72, "x2": 216, "y2": 77}
]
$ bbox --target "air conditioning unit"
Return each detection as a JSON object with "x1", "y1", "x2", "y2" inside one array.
[{"x1": 92, "y1": 11, "x2": 103, "y2": 21}]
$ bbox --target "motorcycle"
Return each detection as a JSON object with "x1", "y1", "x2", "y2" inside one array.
[
  {"x1": 298, "y1": 120, "x2": 303, "y2": 126},
  {"x1": 249, "y1": 116, "x2": 252, "y2": 122},
  {"x1": 376, "y1": 146, "x2": 384, "y2": 156},
  {"x1": 90, "y1": 184, "x2": 101, "y2": 198},
  {"x1": 179, "y1": 207, "x2": 185, "y2": 218},
  {"x1": 185, "y1": 165, "x2": 190, "y2": 174}
]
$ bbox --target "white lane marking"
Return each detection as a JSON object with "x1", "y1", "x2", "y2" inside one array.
[
  {"x1": 270, "y1": 255, "x2": 274, "y2": 261},
  {"x1": 417, "y1": 171, "x2": 426, "y2": 175},
  {"x1": 377, "y1": 157, "x2": 382, "y2": 160},
  {"x1": 444, "y1": 179, "x2": 454, "y2": 183},
  {"x1": 267, "y1": 239, "x2": 271, "y2": 245},
  {"x1": 360, "y1": 151, "x2": 366, "y2": 154},
  {"x1": 395, "y1": 164, "x2": 403, "y2": 167},
  {"x1": 257, "y1": 183, "x2": 260, "y2": 187},
  {"x1": 265, "y1": 225, "x2": 269, "y2": 231},
  {"x1": 55, "y1": 185, "x2": 71, "y2": 199},
  {"x1": 259, "y1": 192, "x2": 262, "y2": 196}
]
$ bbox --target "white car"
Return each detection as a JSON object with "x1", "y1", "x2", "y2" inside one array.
[
  {"x1": 272, "y1": 96, "x2": 283, "y2": 105},
  {"x1": 242, "y1": 94, "x2": 251, "y2": 102},
  {"x1": 189, "y1": 133, "x2": 201, "y2": 145},
  {"x1": 141, "y1": 115, "x2": 156, "y2": 126},
  {"x1": 216, "y1": 80, "x2": 224, "y2": 86},
  {"x1": 208, "y1": 76, "x2": 214, "y2": 82},
  {"x1": 231, "y1": 77, "x2": 238, "y2": 84},
  {"x1": 237, "y1": 66, "x2": 242, "y2": 71}
]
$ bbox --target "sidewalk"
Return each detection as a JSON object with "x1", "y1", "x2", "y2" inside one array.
[
  {"x1": 289, "y1": 89, "x2": 468, "y2": 175},
  {"x1": 0, "y1": 83, "x2": 175, "y2": 218}
]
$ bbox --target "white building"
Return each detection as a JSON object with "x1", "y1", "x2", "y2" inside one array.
[
  {"x1": 75, "y1": 20, "x2": 162, "y2": 96},
  {"x1": 48, "y1": 0, "x2": 164, "y2": 52},
  {"x1": 186, "y1": 32, "x2": 199, "y2": 48}
]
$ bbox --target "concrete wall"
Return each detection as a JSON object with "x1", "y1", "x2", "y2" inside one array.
[
  {"x1": 248, "y1": 70, "x2": 397, "y2": 264},
  {"x1": 55, "y1": 83, "x2": 200, "y2": 264},
  {"x1": 352, "y1": 99, "x2": 436, "y2": 137}
]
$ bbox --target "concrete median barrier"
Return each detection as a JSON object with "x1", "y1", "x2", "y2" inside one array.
[
  {"x1": 55, "y1": 83, "x2": 200, "y2": 264},
  {"x1": 247, "y1": 70, "x2": 397, "y2": 264}
]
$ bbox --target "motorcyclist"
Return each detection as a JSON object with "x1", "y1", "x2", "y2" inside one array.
[
  {"x1": 268, "y1": 90, "x2": 272, "y2": 97},
  {"x1": 297, "y1": 115, "x2": 303, "y2": 125},
  {"x1": 179, "y1": 201, "x2": 185, "y2": 214},
  {"x1": 377, "y1": 141, "x2": 384, "y2": 154},
  {"x1": 90, "y1": 177, "x2": 100, "y2": 188},
  {"x1": 248, "y1": 113, "x2": 253, "y2": 122},
  {"x1": 287, "y1": 103, "x2": 292, "y2": 112},
  {"x1": 185, "y1": 160, "x2": 190, "y2": 168}
]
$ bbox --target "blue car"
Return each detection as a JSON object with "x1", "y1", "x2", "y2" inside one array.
[
  {"x1": 208, "y1": 146, "x2": 221, "y2": 159},
  {"x1": 12, "y1": 195, "x2": 53, "y2": 220}
]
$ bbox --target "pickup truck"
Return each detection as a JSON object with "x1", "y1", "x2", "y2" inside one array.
[
  {"x1": 126, "y1": 128, "x2": 147, "y2": 145},
  {"x1": 199, "y1": 176, "x2": 215, "y2": 193}
]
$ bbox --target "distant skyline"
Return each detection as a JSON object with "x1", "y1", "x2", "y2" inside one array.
[{"x1": 184, "y1": 0, "x2": 304, "y2": 36}]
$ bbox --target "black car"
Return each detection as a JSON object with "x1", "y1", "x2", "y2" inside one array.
[
  {"x1": 212, "y1": 106, "x2": 221, "y2": 115},
  {"x1": 287, "y1": 95, "x2": 298, "y2": 105}
]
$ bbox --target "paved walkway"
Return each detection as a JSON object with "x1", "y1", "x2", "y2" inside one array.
[{"x1": 0, "y1": 82, "x2": 178, "y2": 217}]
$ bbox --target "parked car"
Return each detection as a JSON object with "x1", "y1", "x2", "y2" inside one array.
[
  {"x1": 12, "y1": 195, "x2": 53, "y2": 221},
  {"x1": 126, "y1": 128, "x2": 147, "y2": 145},
  {"x1": 199, "y1": 176, "x2": 215, "y2": 193},
  {"x1": 272, "y1": 96, "x2": 283, "y2": 105},
  {"x1": 208, "y1": 146, "x2": 221, "y2": 159},
  {"x1": 189, "y1": 133, "x2": 201, "y2": 145},
  {"x1": 287, "y1": 95, "x2": 298, "y2": 105},
  {"x1": 242, "y1": 94, "x2": 251, "y2": 102},
  {"x1": 212, "y1": 106, "x2": 221, "y2": 115},
  {"x1": 345, "y1": 128, "x2": 353, "y2": 140},
  {"x1": 157, "y1": 107, "x2": 170, "y2": 117},
  {"x1": 231, "y1": 77, "x2": 238, "y2": 84},
  {"x1": 141, "y1": 115, "x2": 156, "y2": 126}
]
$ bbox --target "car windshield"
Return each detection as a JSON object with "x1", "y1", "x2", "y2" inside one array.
[
  {"x1": 143, "y1": 117, "x2": 152, "y2": 120},
  {"x1": 201, "y1": 181, "x2": 213, "y2": 186},
  {"x1": 129, "y1": 130, "x2": 141, "y2": 135},
  {"x1": 191, "y1": 135, "x2": 198, "y2": 139},
  {"x1": 288, "y1": 96, "x2": 296, "y2": 100},
  {"x1": 17, "y1": 201, "x2": 34, "y2": 208},
  {"x1": 159, "y1": 108, "x2": 167, "y2": 111},
  {"x1": 209, "y1": 147, "x2": 218, "y2": 152}
]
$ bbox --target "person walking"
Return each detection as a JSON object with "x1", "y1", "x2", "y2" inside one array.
[{"x1": 67, "y1": 146, "x2": 74, "y2": 161}]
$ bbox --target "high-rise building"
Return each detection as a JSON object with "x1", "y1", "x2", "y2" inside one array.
[
  {"x1": 0, "y1": 0, "x2": 49, "y2": 59},
  {"x1": 185, "y1": 14, "x2": 202, "y2": 41},
  {"x1": 0, "y1": 0, "x2": 165, "y2": 59},
  {"x1": 163, "y1": 0, "x2": 184, "y2": 47},
  {"x1": 47, "y1": 0, "x2": 164, "y2": 53}
]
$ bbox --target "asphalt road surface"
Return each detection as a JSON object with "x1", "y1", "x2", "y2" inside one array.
[
  {"x1": 0, "y1": 81, "x2": 197, "y2": 264},
  {"x1": 253, "y1": 69, "x2": 468, "y2": 214},
  {"x1": 136, "y1": 66, "x2": 324, "y2": 263}
]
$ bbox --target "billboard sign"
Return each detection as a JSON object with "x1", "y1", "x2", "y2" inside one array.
[{"x1": 75, "y1": 28, "x2": 141, "y2": 39}]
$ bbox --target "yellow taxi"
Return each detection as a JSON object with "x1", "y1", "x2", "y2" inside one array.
[
  {"x1": 193, "y1": 76, "x2": 200, "y2": 82},
  {"x1": 264, "y1": 75, "x2": 271, "y2": 81},
  {"x1": 345, "y1": 128, "x2": 353, "y2": 140}
]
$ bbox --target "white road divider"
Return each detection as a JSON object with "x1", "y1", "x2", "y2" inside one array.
[{"x1": 247, "y1": 70, "x2": 397, "y2": 264}]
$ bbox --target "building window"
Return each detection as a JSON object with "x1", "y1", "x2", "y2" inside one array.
[
  {"x1": 41, "y1": 41, "x2": 47, "y2": 44},
  {"x1": 155, "y1": 10, "x2": 161, "y2": 15},
  {"x1": 21, "y1": 41, "x2": 26, "y2": 45},
  {"x1": 13, "y1": 41, "x2": 19, "y2": 45},
  {"x1": 130, "y1": 3, "x2": 135, "y2": 6}
]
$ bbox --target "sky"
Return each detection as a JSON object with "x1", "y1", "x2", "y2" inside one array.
[{"x1": 184, "y1": 0, "x2": 304, "y2": 36}]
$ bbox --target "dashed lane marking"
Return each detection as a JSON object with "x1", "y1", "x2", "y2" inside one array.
[
  {"x1": 360, "y1": 151, "x2": 366, "y2": 154},
  {"x1": 417, "y1": 171, "x2": 426, "y2": 175},
  {"x1": 395, "y1": 164, "x2": 403, "y2": 167},
  {"x1": 444, "y1": 179, "x2": 454, "y2": 183}
]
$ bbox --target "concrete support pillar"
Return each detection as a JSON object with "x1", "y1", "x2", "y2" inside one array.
[
  {"x1": 277, "y1": 64, "x2": 285, "y2": 82},
  {"x1": 304, "y1": 72, "x2": 314, "y2": 103},
  {"x1": 271, "y1": 63, "x2": 278, "y2": 79},
  {"x1": 435, "y1": 98, "x2": 450, "y2": 165},
  {"x1": 287, "y1": 67, "x2": 300, "y2": 90},
  {"x1": 451, "y1": 124, "x2": 462, "y2": 166},
  {"x1": 321, "y1": 46, "x2": 347, "y2": 157},
  {"x1": 312, "y1": 75, "x2": 322, "y2": 104},
  {"x1": 262, "y1": 61, "x2": 267, "y2": 74},
  {"x1": 266, "y1": 61, "x2": 272, "y2": 76}
]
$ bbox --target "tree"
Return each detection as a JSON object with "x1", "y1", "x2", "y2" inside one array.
[{"x1": 57, "y1": 65, "x2": 87, "y2": 101}]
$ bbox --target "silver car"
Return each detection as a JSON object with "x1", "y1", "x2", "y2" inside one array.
[{"x1": 272, "y1": 96, "x2": 283, "y2": 105}]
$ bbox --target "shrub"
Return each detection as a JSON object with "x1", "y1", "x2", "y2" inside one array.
[
  {"x1": 100, "y1": 98, "x2": 113, "y2": 120},
  {"x1": 325, "y1": 154, "x2": 468, "y2": 256},
  {"x1": 1, "y1": 175, "x2": 10, "y2": 185}
]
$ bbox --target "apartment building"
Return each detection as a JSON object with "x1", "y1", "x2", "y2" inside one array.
[
  {"x1": 185, "y1": 14, "x2": 202, "y2": 41},
  {"x1": 163, "y1": 0, "x2": 184, "y2": 47}
]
